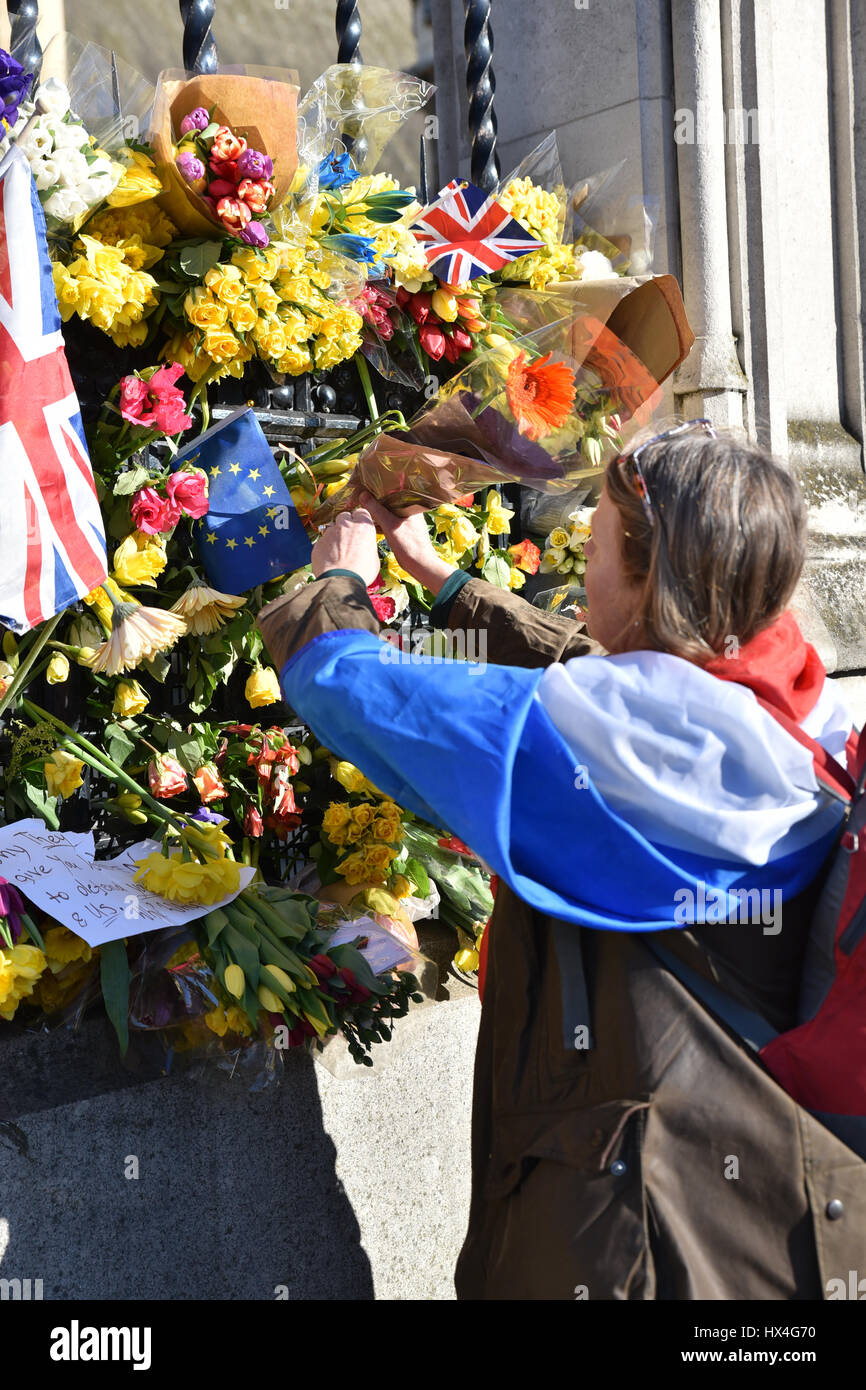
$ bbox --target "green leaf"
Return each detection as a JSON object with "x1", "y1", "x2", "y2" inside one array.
[
  {"x1": 141, "y1": 652, "x2": 171, "y2": 683},
  {"x1": 105, "y1": 723, "x2": 136, "y2": 768},
  {"x1": 171, "y1": 734, "x2": 204, "y2": 775},
  {"x1": 100, "y1": 939, "x2": 131, "y2": 1056},
  {"x1": 481, "y1": 554, "x2": 512, "y2": 589},
  {"x1": 178, "y1": 241, "x2": 224, "y2": 280},
  {"x1": 114, "y1": 465, "x2": 151, "y2": 497},
  {"x1": 403, "y1": 856, "x2": 430, "y2": 898}
]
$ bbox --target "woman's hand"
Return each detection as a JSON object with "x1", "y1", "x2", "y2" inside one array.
[
  {"x1": 359, "y1": 491, "x2": 457, "y2": 596},
  {"x1": 311, "y1": 508, "x2": 381, "y2": 587}
]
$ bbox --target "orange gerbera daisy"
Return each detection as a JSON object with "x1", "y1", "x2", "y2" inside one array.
[{"x1": 505, "y1": 350, "x2": 577, "y2": 441}]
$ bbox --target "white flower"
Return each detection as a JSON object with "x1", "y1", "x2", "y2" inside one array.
[
  {"x1": 51, "y1": 119, "x2": 89, "y2": 151},
  {"x1": 32, "y1": 156, "x2": 63, "y2": 190},
  {"x1": 575, "y1": 248, "x2": 616, "y2": 281},
  {"x1": 17, "y1": 118, "x2": 54, "y2": 157},
  {"x1": 43, "y1": 187, "x2": 89, "y2": 223},
  {"x1": 57, "y1": 149, "x2": 89, "y2": 188},
  {"x1": 34, "y1": 78, "x2": 70, "y2": 118}
]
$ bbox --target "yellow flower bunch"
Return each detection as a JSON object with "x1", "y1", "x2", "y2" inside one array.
[
  {"x1": 335, "y1": 843, "x2": 400, "y2": 886},
  {"x1": 432, "y1": 505, "x2": 480, "y2": 560},
  {"x1": 499, "y1": 242, "x2": 577, "y2": 290},
  {"x1": 53, "y1": 234, "x2": 159, "y2": 347},
  {"x1": 133, "y1": 850, "x2": 241, "y2": 906},
  {"x1": 173, "y1": 240, "x2": 364, "y2": 382},
  {"x1": 323, "y1": 798, "x2": 403, "y2": 849},
  {"x1": 87, "y1": 201, "x2": 177, "y2": 250},
  {"x1": 0, "y1": 943, "x2": 48, "y2": 1021},
  {"x1": 498, "y1": 176, "x2": 566, "y2": 248}
]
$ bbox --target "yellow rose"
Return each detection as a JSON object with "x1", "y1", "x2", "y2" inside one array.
[
  {"x1": 228, "y1": 298, "x2": 258, "y2": 333},
  {"x1": 201, "y1": 325, "x2": 241, "y2": 362},
  {"x1": 253, "y1": 284, "x2": 281, "y2": 316},
  {"x1": 112, "y1": 533, "x2": 167, "y2": 587},
  {"x1": 372, "y1": 815, "x2": 402, "y2": 843},
  {"x1": 335, "y1": 851, "x2": 369, "y2": 886},
  {"x1": 450, "y1": 515, "x2": 480, "y2": 556},
  {"x1": 46, "y1": 654, "x2": 69, "y2": 684},
  {"x1": 44, "y1": 749, "x2": 84, "y2": 799},
  {"x1": 184, "y1": 288, "x2": 228, "y2": 329},
  {"x1": 245, "y1": 666, "x2": 281, "y2": 708},
  {"x1": 361, "y1": 843, "x2": 399, "y2": 877},
  {"x1": 350, "y1": 803, "x2": 376, "y2": 829},
  {"x1": 275, "y1": 346, "x2": 313, "y2": 375},
  {"x1": 205, "y1": 265, "x2": 244, "y2": 304},
  {"x1": 112, "y1": 679, "x2": 149, "y2": 718},
  {"x1": 548, "y1": 528, "x2": 570, "y2": 551}
]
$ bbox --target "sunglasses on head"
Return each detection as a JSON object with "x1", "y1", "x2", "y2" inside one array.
[{"x1": 622, "y1": 418, "x2": 718, "y2": 527}]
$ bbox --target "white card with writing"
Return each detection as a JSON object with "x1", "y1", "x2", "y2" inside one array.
[{"x1": 0, "y1": 819, "x2": 256, "y2": 947}]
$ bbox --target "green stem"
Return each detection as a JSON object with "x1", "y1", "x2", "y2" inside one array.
[
  {"x1": 0, "y1": 611, "x2": 64, "y2": 723},
  {"x1": 354, "y1": 352, "x2": 379, "y2": 422},
  {"x1": 21, "y1": 699, "x2": 219, "y2": 859}
]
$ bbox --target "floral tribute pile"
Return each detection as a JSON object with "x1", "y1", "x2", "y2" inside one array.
[{"x1": 0, "y1": 42, "x2": 680, "y2": 1076}]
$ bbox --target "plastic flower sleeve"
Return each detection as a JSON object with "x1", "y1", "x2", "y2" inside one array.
[
  {"x1": 277, "y1": 64, "x2": 434, "y2": 240},
  {"x1": 315, "y1": 273, "x2": 692, "y2": 518},
  {"x1": 149, "y1": 64, "x2": 300, "y2": 238},
  {"x1": 567, "y1": 159, "x2": 658, "y2": 276},
  {"x1": 41, "y1": 33, "x2": 156, "y2": 155},
  {"x1": 497, "y1": 130, "x2": 568, "y2": 244}
]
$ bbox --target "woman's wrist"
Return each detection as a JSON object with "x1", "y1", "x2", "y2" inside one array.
[{"x1": 412, "y1": 555, "x2": 459, "y2": 597}]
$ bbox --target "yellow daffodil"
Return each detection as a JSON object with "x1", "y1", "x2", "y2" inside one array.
[
  {"x1": 112, "y1": 679, "x2": 149, "y2": 718},
  {"x1": 112, "y1": 532, "x2": 167, "y2": 587},
  {"x1": 484, "y1": 491, "x2": 514, "y2": 537},
  {"x1": 133, "y1": 851, "x2": 241, "y2": 906},
  {"x1": 0, "y1": 943, "x2": 48, "y2": 1020},
  {"x1": 42, "y1": 927, "x2": 92, "y2": 970},
  {"x1": 44, "y1": 749, "x2": 84, "y2": 799}
]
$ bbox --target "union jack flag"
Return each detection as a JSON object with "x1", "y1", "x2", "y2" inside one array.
[
  {"x1": 409, "y1": 178, "x2": 544, "y2": 286},
  {"x1": 0, "y1": 146, "x2": 106, "y2": 634}
]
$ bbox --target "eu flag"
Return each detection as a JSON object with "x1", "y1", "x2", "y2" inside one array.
[{"x1": 172, "y1": 408, "x2": 313, "y2": 592}]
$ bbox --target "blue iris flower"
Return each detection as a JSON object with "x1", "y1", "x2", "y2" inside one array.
[
  {"x1": 317, "y1": 150, "x2": 361, "y2": 190},
  {"x1": 321, "y1": 233, "x2": 385, "y2": 273}
]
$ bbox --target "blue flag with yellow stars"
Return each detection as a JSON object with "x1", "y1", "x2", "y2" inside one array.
[{"x1": 172, "y1": 408, "x2": 313, "y2": 593}]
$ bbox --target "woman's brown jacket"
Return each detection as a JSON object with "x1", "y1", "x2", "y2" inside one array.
[{"x1": 259, "y1": 573, "x2": 866, "y2": 1301}]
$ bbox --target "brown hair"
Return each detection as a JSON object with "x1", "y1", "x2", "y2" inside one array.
[{"x1": 603, "y1": 429, "x2": 807, "y2": 662}]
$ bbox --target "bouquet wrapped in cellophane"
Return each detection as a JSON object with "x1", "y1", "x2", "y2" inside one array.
[{"x1": 315, "y1": 272, "x2": 694, "y2": 518}]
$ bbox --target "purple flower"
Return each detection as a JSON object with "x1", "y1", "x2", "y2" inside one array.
[
  {"x1": 237, "y1": 147, "x2": 273, "y2": 181},
  {"x1": 179, "y1": 107, "x2": 210, "y2": 135},
  {"x1": 175, "y1": 150, "x2": 206, "y2": 186},
  {"x1": 0, "y1": 876, "x2": 25, "y2": 943},
  {"x1": 191, "y1": 807, "x2": 229, "y2": 826},
  {"x1": 0, "y1": 49, "x2": 33, "y2": 128},
  {"x1": 240, "y1": 220, "x2": 269, "y2": 248}
]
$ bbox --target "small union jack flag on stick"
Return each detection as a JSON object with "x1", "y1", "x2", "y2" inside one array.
[
  {"x1": 409, "y1": 178, "x2": 544, "y2": 286},
  {"x1": 0, "y1": 146, "x2": 107, "y2": 634}
]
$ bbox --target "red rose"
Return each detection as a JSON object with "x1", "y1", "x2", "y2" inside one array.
[
  {"x1": 148, "y1": 753, "x2": 188, "y2": 799},
  {"x1": 166, "y1": 467, "x2": 209, "y2": 519},
  {"x1": 192, "y1": 762, "x2": 226, "y2": 804},
  {"x1": 369, "y1": 592, "x2": 396, "y2": 622},
  {"x1": 131, "y1": 486, "x2": 181, "y2": 535},
  {"x1": 119, "y1": 374, "x2": 154, "y2": 425}
]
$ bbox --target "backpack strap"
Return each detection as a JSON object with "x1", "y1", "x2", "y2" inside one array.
[
  {"x1": 753, "y1": 695, "x2": 855, "y2": 803},
  {"x1": 648, "y1": 941, "x2": 778, "y2": 1052}
]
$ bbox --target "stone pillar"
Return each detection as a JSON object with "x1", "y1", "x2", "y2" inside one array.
[{"x1": 670, "y1": 0, "x2": 749, "y2": 426}]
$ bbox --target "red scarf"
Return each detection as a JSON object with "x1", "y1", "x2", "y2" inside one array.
[{"x1": 703, "y1": 610, "x2": 825, "y2": 723}]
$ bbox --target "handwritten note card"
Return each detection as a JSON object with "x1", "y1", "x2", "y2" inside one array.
[{"x1": 0, "y1": 819, "x2": 256, "y2": 947}]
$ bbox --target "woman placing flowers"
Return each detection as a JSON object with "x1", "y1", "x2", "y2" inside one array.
[{"x1": 257, "y1": 424, "x2": 862, "y2": 1301}]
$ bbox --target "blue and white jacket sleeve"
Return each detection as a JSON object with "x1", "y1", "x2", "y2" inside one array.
[{"x1": 256, "y1": 572, "x2": 755, "y2": 931}]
